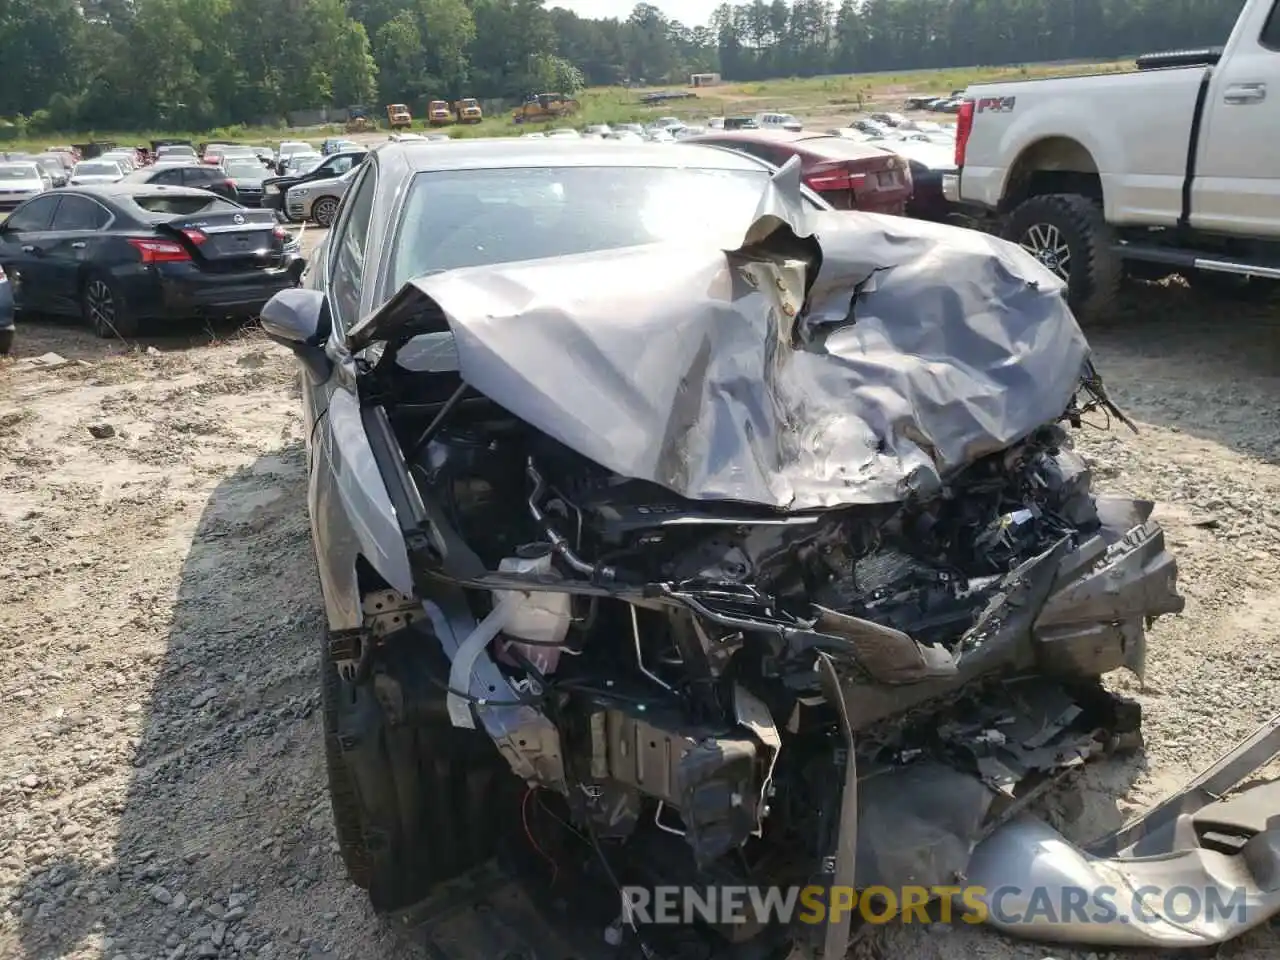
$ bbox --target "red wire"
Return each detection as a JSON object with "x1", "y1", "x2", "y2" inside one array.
[{"x1": 521, "y1": 786, "x2": 558, "y2": 887}]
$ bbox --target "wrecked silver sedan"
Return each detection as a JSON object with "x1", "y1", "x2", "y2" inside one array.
[{"x1": 263, "y1": 139, "x2": 1198, "y2": 957}]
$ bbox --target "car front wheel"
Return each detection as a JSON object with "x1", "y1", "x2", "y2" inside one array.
[{"x1": 320, "y1": 620, "x2": 518, "y2": 913}]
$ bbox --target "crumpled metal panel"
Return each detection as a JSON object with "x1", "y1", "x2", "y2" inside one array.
[
  {"x1": 965, "y1": 711, "x2": 1280, "y2": 947},
  {"x1": 349, "y1": 168, "x2": 1089, "y2": 510}
]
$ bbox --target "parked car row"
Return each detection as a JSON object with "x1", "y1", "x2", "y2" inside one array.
[
  {"x1": 903, "y1": 91, "x2": 966, "y2": 112},
  {"x1": 503, "y1": 110, "x2": 960, "y2": 224},
  {"x1": 0, "y1": 111, "x2": 963, "y2": 349}
]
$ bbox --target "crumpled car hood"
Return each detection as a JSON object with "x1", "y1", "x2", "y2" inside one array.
[{"x1": 347, "y1": 163, "x2": 1087, "y2": 510}]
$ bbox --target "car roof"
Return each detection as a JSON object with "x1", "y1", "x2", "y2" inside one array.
[
  {"x1": 689, "y1": 130, "x2": 893, "y2": 157},
  {"x1": 382, "y1": 138, "x2": 771, "y2": 174},
  {"x1": 63, "y1": 184, "x2": 221, "y2": 199}
]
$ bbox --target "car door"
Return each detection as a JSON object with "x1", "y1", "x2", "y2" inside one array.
[
  {"x1": 148, "y1": 167, "x2": 185, "y2": 187},
  {"x1": 1191, "y1": 0, "x2": 1280, "y2": 235},
  {"x1": 296, "y1": 159, "x2": 377, "y2": 479},
  {"x1": 0, "y1": 194, "x2": 62, "y2": 312},
  {"x1": 38, "y1": 194, "x2": 114, "y2": 315},
  {"x1": 302, "y1": 160, "x2": 411, "y2": 617},
  {"x1": 319, "y1": 153, "x2": 364, "y2": 183}
]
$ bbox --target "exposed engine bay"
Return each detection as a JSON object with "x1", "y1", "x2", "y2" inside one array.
[
  {"x1": 338, "y1": 190, "x2": 1189, "y2": 956},
  {"x1": 357, "y1": 383, "x2": 1182, "y2": 955}
]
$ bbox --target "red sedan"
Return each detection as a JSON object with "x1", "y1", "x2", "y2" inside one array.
[{"x1": 683, "y1": 130, "x2": 913, "y2": 215}]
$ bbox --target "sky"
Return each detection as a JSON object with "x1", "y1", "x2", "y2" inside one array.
[{"x1": 548, "y1": 0, "x2": 721, "y2": 27}]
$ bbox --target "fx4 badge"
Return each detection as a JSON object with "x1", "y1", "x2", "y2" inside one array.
[{"x1": 977, "y1": 96, "x2": 1017, "y2": 113}]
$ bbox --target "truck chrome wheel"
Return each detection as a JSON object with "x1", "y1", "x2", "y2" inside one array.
[{"x1": 1019, "y1": 223, "x2": 1072, "y2": 280}]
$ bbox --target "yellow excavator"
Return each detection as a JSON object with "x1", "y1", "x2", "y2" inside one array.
[{"x1": 511, "y1": 93, "x2": 580, "y2": 123}]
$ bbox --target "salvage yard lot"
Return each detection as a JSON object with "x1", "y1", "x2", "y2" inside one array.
[{"x1": 0, "y1": 224, "x2": 1279, "y2": 960}]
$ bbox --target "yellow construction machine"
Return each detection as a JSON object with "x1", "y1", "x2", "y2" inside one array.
[{"x1": 511, "y1": 93, "x2": 580, "y2": 123}]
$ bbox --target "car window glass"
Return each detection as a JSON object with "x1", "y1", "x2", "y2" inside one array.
[
  {"x1": 130, "y1": 195, "x2": 237, "y2": 216},
  {"x1": 183, "y1": 167, "x2": 216, "y2": 183},
  {"x1": 52, "y1": 195, "x2": 109, "y2": 230},
  {"x1": 152, "y1": 168, "x2": 183, "y2": 184},
  {"x1": 4, "y1": 195, "x2": 60, "y2": 232},
  {"x1": 330, "y1": 164, "x2": 376, "y2": 329},
  {"x1": 388, "y1": 166, "x2": 774, "y2": 293},
  {"x1": 1263, "y1": 0, "x2": 1280, "y2": 48},
  {"x1": 724, "y1": 141, "x2": 779, "y2": 164}
]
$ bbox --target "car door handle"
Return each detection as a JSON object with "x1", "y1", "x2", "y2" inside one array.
[
  {"x1": 1224, "y1": 82, "x2": 1266, "y2": 104},
  {"x1": 20, "y1": 245, "x2": 37, "y2": 254},
  {"x1": 70, "y1": 241, "x2": 86, "y2": 249}
]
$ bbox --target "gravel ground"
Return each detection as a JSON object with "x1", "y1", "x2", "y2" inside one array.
[{"x1": 0, "y1": 227, "x2": 1278, "y2": 960}]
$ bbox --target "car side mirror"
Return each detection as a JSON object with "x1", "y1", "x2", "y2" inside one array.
[{"x1": 261, "y1": 287, "x2": 332, "y2": 381}]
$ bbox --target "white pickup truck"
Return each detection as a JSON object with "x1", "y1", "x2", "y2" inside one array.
[{"x1": 943, "y1": 0, "x2": 1280, "y2": 319}]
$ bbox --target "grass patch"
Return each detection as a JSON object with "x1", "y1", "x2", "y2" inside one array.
[{"x1": 1, "y1": 60, "x2": 1132, "y2": 149}]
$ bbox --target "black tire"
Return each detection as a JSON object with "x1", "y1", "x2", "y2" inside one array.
[
  {"x1": 0, "y1": 327, "x2": 13, "y2": 356},
  {"x1": 80, "y1": 272, "x2": 139, "y2": 339},
  {"x1": 1005, "y1": 194, "x2": 1122, "y2": 322},
  {"x1": 312, "y1": 197, "x2": 339, "y2": 228},
  {"x1": 320, "y1": 623, "x2": 518, "y2": 913}
]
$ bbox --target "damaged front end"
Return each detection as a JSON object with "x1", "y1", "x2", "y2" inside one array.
[{"x1": 340, "y1": 180, "x2": 1189, "y2": 956}]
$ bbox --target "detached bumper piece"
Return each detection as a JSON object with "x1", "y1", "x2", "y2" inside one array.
[{"x1": 967, "y1": 711, "x2": 1280, "y2": 947}]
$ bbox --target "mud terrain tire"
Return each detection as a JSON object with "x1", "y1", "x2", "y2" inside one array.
[
  {"x1": 321, "y1": 625, "x2": 516, "y2": 913},
  {"x1": 1005, "y1": 193, "x2": 1122, "y2": 323}
]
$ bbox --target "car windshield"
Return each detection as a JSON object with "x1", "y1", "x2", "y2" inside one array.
[
  {"x1": 0, "y1": 164, "x2": 40, "y2": 179},
  {"x1": 224, "y1": 159, "x2": 263, "y2": 178},
  {"x1": 292, "y1": 156, "x2": 323, "y2": 172},
  {"x1": 158, "y1": 145, "x2": 195, "y2": 156},
  {"x1": 389, "y1": 165, "x2": 773, "y2": 292},
  {"x1": 74, "y1": 162, "x2": 122, "y2": 176}
]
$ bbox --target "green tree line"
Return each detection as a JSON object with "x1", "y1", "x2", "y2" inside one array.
[{"x1": 0, "y1": 0, "x2": 1247, "y2": 132}]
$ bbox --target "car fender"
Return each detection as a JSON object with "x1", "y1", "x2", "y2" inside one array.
[{"x1": 310, "y1": 383, "x2": 416, "y2": 632}]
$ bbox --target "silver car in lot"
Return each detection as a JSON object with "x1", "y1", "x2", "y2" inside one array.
[
  {"x1": 69, "y1": 159, "x2": 125, "y2": 185},
  {"x1": 284, "y1": 165, "x2": 357, "y2": 226},
  {"x1": 0, "y1": 161, "x2": 52, "y2": 211}
]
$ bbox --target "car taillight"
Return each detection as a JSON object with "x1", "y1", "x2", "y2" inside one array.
[
  {"x1": 272, "y1": 225, "x2": 287, "y2": 239},
  {"x1": 181, "y1": 228, "x2": 206, "y2": 245},
  {"x1": 803, "y1": 165, "x2": 866, "y2": 192},
  {"x1": 129, "y1": 238, "x2": 191, "y2": 263},
  {"x1": 955, "y1": 99, "x2": 975, "y2": 167},
  {"x1": 0, "y1": 265, "x2": 6, "y2": 280},
  {"x1": 224, "y1": 180, "x2": 236, "y2": 189}
]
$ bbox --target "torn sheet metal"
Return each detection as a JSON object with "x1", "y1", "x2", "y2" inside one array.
[
  {"x1": 965, "y1": 711, "x2": 1280, "y2": 947},
  {"x1": 348, "y1": 169, "x2": 1085, "y2": 510}
]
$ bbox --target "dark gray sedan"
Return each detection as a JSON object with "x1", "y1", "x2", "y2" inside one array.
[
  {"x1": 221, "y1": 156, "x2": 268, "y2": 206},
  {"x1": 257, "y1": 138, "x2": 1186, "y2": 957}
]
